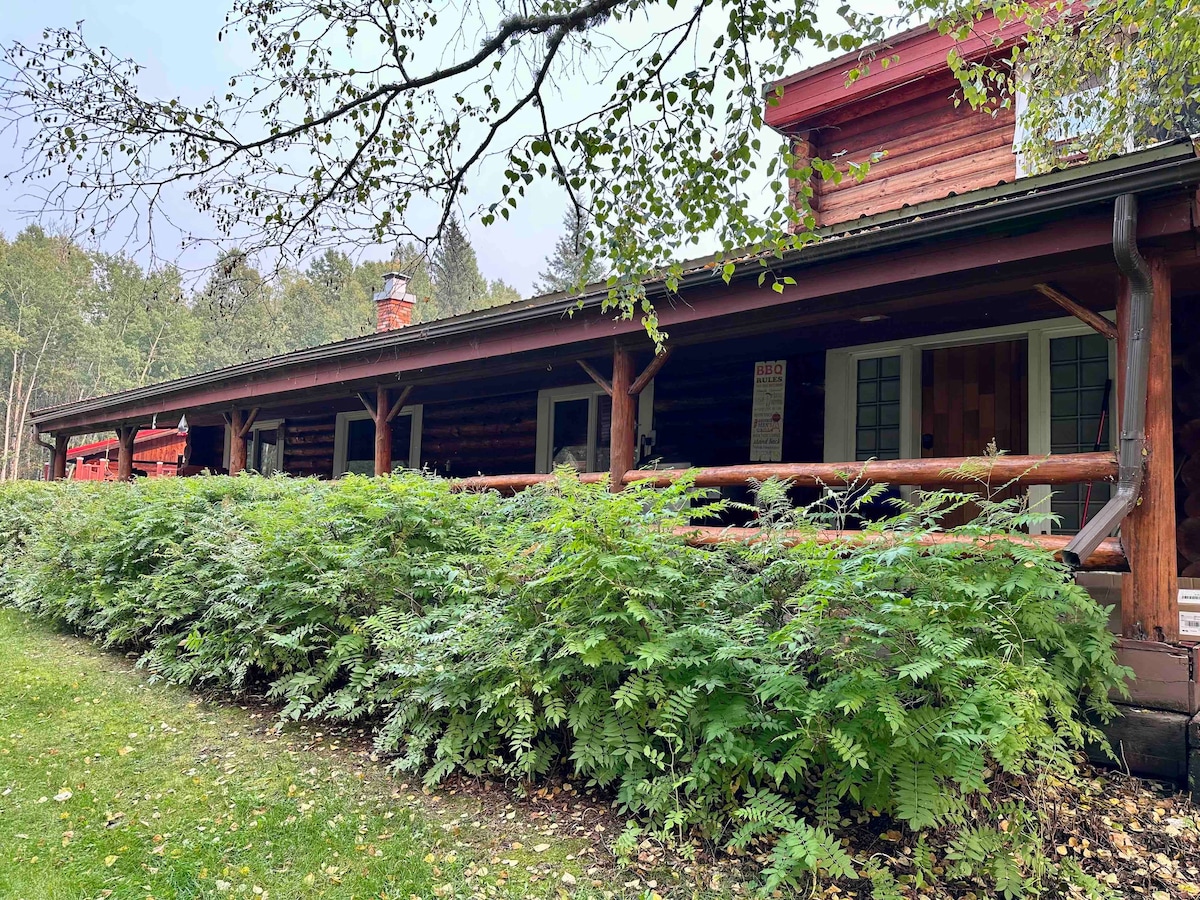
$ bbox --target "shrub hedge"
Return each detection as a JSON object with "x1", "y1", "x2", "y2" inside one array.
[{"x1": 0, "y1": 472, "x2": 1129, "y2": 895}]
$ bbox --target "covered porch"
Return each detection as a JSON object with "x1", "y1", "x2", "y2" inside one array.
[{"x1": 32, "y1": 177, "x2": 1200, "y2": 645}]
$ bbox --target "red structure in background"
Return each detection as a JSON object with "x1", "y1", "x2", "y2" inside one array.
[{"x1": 52, "y1": 428, "x2": 187, "y2": 481}]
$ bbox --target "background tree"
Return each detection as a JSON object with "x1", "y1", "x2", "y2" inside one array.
[
  {"x1": 195, "y1": 251, "x2": 280, "y2": 370},
  {"x1": 485, "y1": 280, "x2": 522, "y2": 309},
  {"x1": 390, "y1": 242, "x2": 438, "y2": 324},
  {"x1": 535, "y1": 204, "x2": 607, "y2": 295},
  {"x1": 0, "y1": 227, "x2": 88, "y2": 479},
  {"x1": 431, "y1": 218, "x2": 488, "y2": 319},
  {"x1": 3, "y1": 0, "x2": 1192, "y2": 343}
]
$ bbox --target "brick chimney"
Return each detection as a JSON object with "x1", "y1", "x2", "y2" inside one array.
[{"x1": 374, "y1": 272, "x2": 416, "y2": 332}]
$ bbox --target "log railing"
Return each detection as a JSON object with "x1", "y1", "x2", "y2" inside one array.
[
  {"x1": 679, "y1": 526, "x2": 1124, "y2": 571},
  {"x1": 450, "y1": 450, "x2": 1124, "y2": 571},
  {"x1": 452, "y1": 451, "x2": 1116, "y2": 493}
]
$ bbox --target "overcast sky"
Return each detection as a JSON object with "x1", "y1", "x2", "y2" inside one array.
[{"x1": 0, "y1": 0, "x2": 899, "y2": 296}]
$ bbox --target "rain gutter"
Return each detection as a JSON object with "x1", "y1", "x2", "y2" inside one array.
[{"x1": 1061, "y1": 193, "x2": 1152, "y2": 568}]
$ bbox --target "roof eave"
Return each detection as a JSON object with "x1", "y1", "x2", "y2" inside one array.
[{"x1": 30, "y1": 142, "x2": 1200, "y2": 432}]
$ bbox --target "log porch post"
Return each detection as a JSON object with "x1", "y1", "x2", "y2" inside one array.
[
  {"x1": 228, "y1": 410, "x2": 247, "y2": 475},
  {"x1": 227, "y1": 408, "x2": 259, "y2": 475},
  {"x1": 358, "y1": 385, "x2": 413, "y2": 476},
  {"x1": 51, "y1": 434, "x2": 68, "y2": 481},
  {"x1": 115, "y1": 426, "x2": 138, "y2": 480},
  {"x1": 609, "y1": 346, "x2": 636, "y2": 491},
  {"x1": 374, "y1": 385, "x2": 392, "y2": 476},
  {"x1": 1120, "y1": 257, "x2": 1177, "y2": 641}
]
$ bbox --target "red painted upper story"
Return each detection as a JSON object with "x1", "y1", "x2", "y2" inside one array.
[
  {"x1": 69, "y1": 428, "x2": 186, "y2": 462},
  {"x1": 766, "y1": 16, "x2": 1031, "y2": 226}
]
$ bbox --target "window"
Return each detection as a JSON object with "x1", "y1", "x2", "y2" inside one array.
[
  {"x1": 1048, "y1": 334, "x2": 1112, "y2": 533},
  {"x1": 1013, "y1": 69, "x2": 1123, "y2": 176},
  {"x1": 222, "y1": 418, "x2": 285, "y2": 475},
  {"x1": 333, "y1": 406, "x2": 422, "y2": 476},
  {"x1": 248, "y1": 420, "x2": 284, "y2": 475},
  {"x1": 536, "y1": 386, "x2": 611, "y2": 473},
  {"x1": 824, "y1": 316, "x2": 1116, "y2": 534},
  {"x1": 854, "y1": 356, "x2": 902, "y2": 461}
]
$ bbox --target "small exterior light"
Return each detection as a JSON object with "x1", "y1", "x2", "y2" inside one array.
[{"x1": 177, "y1": 413, "x2": 189, "y2": 434}]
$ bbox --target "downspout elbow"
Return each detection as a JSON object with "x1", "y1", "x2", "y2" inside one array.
[{"x1": 1061, "y1": 193, "x2": 1151, "y2": 569}]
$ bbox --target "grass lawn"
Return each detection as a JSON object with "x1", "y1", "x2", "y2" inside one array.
[
  {"x1": 0, "y1": 609, "x2": 646, "y2": 900},
  {"x1": 4, "y1": 607, "x2": 1198, "y2": 900}
]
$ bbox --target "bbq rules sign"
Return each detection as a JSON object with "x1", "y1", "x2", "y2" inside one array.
[{"x1": 750, "y1": 361, "x2": 786, "y2": 462}]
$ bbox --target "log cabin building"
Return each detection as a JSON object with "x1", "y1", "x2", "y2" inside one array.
[
  {"x1": 29, "y1": 19, "x2": 1200, "y2": 787},
  {"x1": 44, "y1": 427, "x2": 187, "y2": 481}
]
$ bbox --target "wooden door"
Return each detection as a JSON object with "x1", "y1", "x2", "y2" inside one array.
[{"x1": 921, "y1": 340, "x2": 1028, "y2": 524}]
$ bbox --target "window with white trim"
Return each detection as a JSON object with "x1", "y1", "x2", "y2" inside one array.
[
  {"x1": 332, "y1": 405, "x2": 422, "y2": 476},
  {"x1": 248, "y1": 419, "x2": 284, "y2": 475},
  {"x1": 534, "y1": 382, "x2": 656, "y2": 474},
  {"x1": 536, "y1": 385, "x2": 611, "y2": 474},
  {"x1": 224, "y1": 418, "x2": 286, "y2": 475},
  {"x1": 825, "y1": 315, "x2": 1116, "y2": 533}
]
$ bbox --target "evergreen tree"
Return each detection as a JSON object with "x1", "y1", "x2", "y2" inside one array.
[
  {"x1": 431, "y1": 218, "x2": 487, "y2": 318},
  {"x1": 485, "y1": 279, "x2": 522, "y2": 309},
  {"x1": 535, "y1": 205, "x2": 606, "y2": 296}
]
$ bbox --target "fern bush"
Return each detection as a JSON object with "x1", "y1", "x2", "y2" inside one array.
[{"x1": 0, "y1": 470, "x2": 1130, "y2": 897}]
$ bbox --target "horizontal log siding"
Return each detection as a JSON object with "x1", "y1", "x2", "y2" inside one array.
[
  {"x1": 283, "y1": 417, "x2": 336, "y2": 479},
  {"x1": 421, "y1": 392, "x2": 538, "y2": 477},
  {"x1": 185, "y1": 425, "x2": 226, "y2": 472},
  {"x1": 651, "y1": 345, "x2": 825, "y2": 469},
  {"x1": 811, "y1": 75, "x2": 1017, "y2": 226}
]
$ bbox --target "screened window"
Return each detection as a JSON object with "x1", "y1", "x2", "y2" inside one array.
[
  {"x1": 1049, "y1": 334, "x2": 1112, "y2": 533},
  {"x1": 855, "y1": 355, "x2": 902, "y2": 461}
]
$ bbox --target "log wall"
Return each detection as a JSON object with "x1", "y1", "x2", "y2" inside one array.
[
  {"x1": 283, "y1": 417, "x2": 336, "y2": 479},
  {"x1": 808, "y1": 74, "x2": 1017, "y2": 226},
  {"x1": 651, "y1": 344, "x2": 825, "y2": 468},
  {"x1": 185, "y1": 425, "x2": 226, "y2": 472},
  {"x1": 420, "y1": 392, "x2": 539, "y2": 477}
]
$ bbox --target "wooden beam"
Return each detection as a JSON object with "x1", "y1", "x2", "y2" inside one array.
[
  {"x1": 1120, "y1": 258, "x2": 1177, "y2": 641},
  {"x1": 576, "y1": 360, "x2": 613, "y2": 397},
  {"x1": 609, "y1": 347, "x2": 636, "y2": 491},
  {"x1": 678, "y1": 526, "x2": 1125, "y2": 571},
  {"x1": 450, "y1": 472, "x2": 607, "y2": 492},
  {"x1": 116, "y1": 426, "x2": 137, "y2": 481},
  {"x1": 236, "y1": 407, "x2": 261, "y2": 439},
  {"x1": 52, "y1": 434, "x2": 68, "y2": 481},
  {"x1": 1033, "y1": 283, "x2": 1118, "y2": 341},
  {"x1": 385, "y1": 385, "x2": 414, "y2": 423},
  {"x1": 629, "y1": 348, "x2": 673, "y2": 396},
  {"x1": 374, "y1": 385, "x2": 392, "y2": 476},
  {"x1": 357, "y1": 392, "x2": 378, "y2": 419}
]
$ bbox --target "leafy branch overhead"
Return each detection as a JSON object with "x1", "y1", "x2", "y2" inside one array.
[{"x1": 1, "y1": 0, "x2": 1196, "y2": 332}]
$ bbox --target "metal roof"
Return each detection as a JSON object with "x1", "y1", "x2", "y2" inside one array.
[
  {"x1": 29, "y1": 139, "x2": 1200, "y2": 432},
  {"x1": 67, "y1": 428, "x2": 185, "y2": 458}
]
